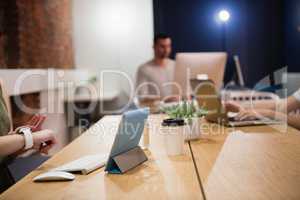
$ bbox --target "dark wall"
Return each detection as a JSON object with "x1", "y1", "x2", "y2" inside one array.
[
  {"x1": 153, "y1": 0, "x2": 285, "y2": 88},
  {"x1": 284, "y1": 0, "x2": 300, "y2": 72}
]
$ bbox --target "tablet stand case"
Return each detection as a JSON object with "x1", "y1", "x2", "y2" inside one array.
[{"x1": 105, "y1": 146, "x2": 147, "y2": 174}]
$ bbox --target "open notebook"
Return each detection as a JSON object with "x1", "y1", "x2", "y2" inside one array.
[{"x1": 205, "y1": 131, "x2": 300, "y2": 200}]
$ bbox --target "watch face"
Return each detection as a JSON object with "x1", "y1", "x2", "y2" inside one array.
[
  {"x1": 19, "y1": 127, "x2": 32, "y2": 134},
  {"x1": 18, "y1": 127, "x2": 34, "y2": 150}
]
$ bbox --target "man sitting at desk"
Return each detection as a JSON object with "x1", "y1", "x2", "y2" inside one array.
[
  {"x1": 136, "y1": 33, "x2": 177, "y2": 103},
  {"x1": 225, "y1": 88, "x2": 300, "y2": 130}
]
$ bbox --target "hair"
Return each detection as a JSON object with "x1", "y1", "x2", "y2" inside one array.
[{"x1": 154, "y1": 33, "x2": 171, "y2": 44}]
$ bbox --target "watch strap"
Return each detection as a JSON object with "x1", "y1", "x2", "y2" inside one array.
[{"x1": 19, "y1": 127, "x2": 34, "y2": 150}]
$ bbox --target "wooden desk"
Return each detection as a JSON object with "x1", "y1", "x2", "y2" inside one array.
[
  {"x1": 190, "y1": 119, "x2": 300, "y2": 199},
  {"x1": 190, "y1": 121, "x2": 300, "y2": 182},
  {"x1": 0, "y1": 115, "x2": 203, "y2": 200},
  {"x1": 1, "y1": 115, "x2": 299, "y2": 200},
  {"x1": 204, "y1": 132, "x2": 300, "y2": 200}
]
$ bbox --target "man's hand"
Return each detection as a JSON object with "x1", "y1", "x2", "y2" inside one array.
[
  {"x1": 234, "y1": 109, "x2": 262, "y2": 121},
  {"x1": 32, "y1": 130, "x2": 57, "y2": 154},
  {"x1": 224, "y1": 101, "x2": 244, "y2": 113},
  {"x1": 233, "y1": 109, "x2": 284, "y2": 121}
]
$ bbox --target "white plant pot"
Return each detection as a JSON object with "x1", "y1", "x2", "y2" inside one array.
[{"x1": 184, "y1": 118, "x2": 201, "y2": 141}]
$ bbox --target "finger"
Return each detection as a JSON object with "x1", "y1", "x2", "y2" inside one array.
[
  {"x1": 40, "y1": 145, "x2": 52, "y2": 154},
  {"x1": 40, "y1": 149, "x2": 49, "y2": 155},
  {"x1": 31, "y1": 116, "x2": 44, "y2": 129},
  {"x1": 238, "y1": 112, "x2": 253, "y2": 121},
  {"x1": 240, "y1": 111, "x2": 258, "y2": 121},
  {"x1": 226, "y1": 102, "x2": 241, "y2": 113},
  {"x1": 39, "y1": 142, "x2": 51, "y2": 151},
  {"x1": 42, "y1": 143, "x2": 55, "y2": 153},
  {"x1": 27, "y1": 115, "x2": 37, "y2": 125},
  {"x1": 44, "y1": 132, "x2": 57, "y2": 145},
  {"x1": 235, "y1": 112, "x2": 247, "y2": 121},
  {"x1": 239, "y1": 113, "x2": 251, "y2": 121},
  {"x1": 33, "y1": 116, "x2": 46, "y2": 131},
  {"x1": 48, "y1": 133, "x2": 57, "y2": 145},
  {"x1": 28, "y1": 115, "x2": 39, "y2": 126},
  {"x1": 249, "y1": 114, "x2": 258, "y2": 120}
]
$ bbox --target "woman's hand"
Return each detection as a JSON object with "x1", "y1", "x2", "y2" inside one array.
[
  {"x1": 0, "y1": 130, "x2": 56, "y2": 157},
  {"x1": 32, "y1": 129, "x2": 57, "y2": 154},
  {"x1": 234, "y1": 109, "x2": 262, "y2": 121},
  {"x1": 234, "y1": 109, "x2": 284, "y2": 121},
  {"x1": 27, "y1": 114, "x2": 46, "y2": 132},
  {"x1": 13, "y1": 115, "x2": 46, "y2": 134}
]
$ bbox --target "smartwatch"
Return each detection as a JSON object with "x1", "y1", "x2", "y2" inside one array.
[{"x1": 18, "y1": 127, "x2": 34, "y2": 150}]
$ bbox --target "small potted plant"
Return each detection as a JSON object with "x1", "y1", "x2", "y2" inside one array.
[{"x1": 161, "y1": 101, "x2": 207, "y2": 141}]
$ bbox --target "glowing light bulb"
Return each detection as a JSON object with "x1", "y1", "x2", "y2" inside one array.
[{"x1": 218, "y1": 10, "x2": 230, "y2": 22}]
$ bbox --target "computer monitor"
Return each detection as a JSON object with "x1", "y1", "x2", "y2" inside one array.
[
  {"x1": 233, "y1": 55, "x2": 245, "y2": 87},
  {"x1": 173, "y1": 52, "x2": 227, "y2": 99}
]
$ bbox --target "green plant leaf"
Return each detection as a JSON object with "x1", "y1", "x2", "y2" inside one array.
[{"x1": 161, "y1": 101, "x2": 208, "y2": 119}]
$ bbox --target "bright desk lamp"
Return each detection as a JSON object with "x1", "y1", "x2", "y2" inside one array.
[{"x1": 218, "y1": 9, "x2": 231, "y2": 51}]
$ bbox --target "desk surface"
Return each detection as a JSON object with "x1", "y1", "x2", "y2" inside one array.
[
  {"x1": 1, "y1": 115, "x2": 299, "y2": 200},
  {"x1": 0, "y1": 115, "x2": 203, "y2": 200},
  {"x1": 204, "y1": 132, "x2": 300, "y2": 200},
  {"x1": 190, "y1": 121, "x2": 300, "y2": 182},
  {"x1": 190, "y1": 120, "x2": 300, "y2": 200}
]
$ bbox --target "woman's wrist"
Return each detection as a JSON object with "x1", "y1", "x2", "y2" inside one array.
[
  {"x1": 262, "y1": 109, "x2": 286, "y2": 121},
  {"x1": 14, "y1": 134, "x2": 26, "y2": 150}
]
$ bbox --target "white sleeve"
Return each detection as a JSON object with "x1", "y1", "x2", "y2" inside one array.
[{"x1": 292, "y1": 89, "x2": 300, "y2": 102}]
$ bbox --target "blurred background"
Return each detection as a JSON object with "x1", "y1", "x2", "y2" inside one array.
[{"x1": 0, "y1": 0, "x2": 299, "y2": 149}]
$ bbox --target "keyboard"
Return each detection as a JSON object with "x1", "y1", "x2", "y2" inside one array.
[
  {"x1": 226, "y1": 112, "x2": 282, "y2": 127},
  {"x1": 52, "y1": 154, "x2": 108, "y2": 175},
  {"x1": 228, "y1": 120, "x2": 282, "y2": 127}
]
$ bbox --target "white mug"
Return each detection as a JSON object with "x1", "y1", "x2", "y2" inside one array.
[{"x1": 161, "y1": 119, "x2": 185, "y2": 156}]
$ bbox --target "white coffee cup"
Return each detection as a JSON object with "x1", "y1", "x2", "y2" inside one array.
[
  {"x1": 161, "y1": 119, "x2": 185, "y2": 156},
  {"x1": 184, "y1": 118, "x2": 201, "y2": 141}
]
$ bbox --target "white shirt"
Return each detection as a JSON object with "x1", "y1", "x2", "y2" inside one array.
[
  {"x1": 293, "y1": 89, "x2": 300, "y2": 102},
  {"x1": 135, "y1": 59, "x2": 175, "y2": 98}
]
